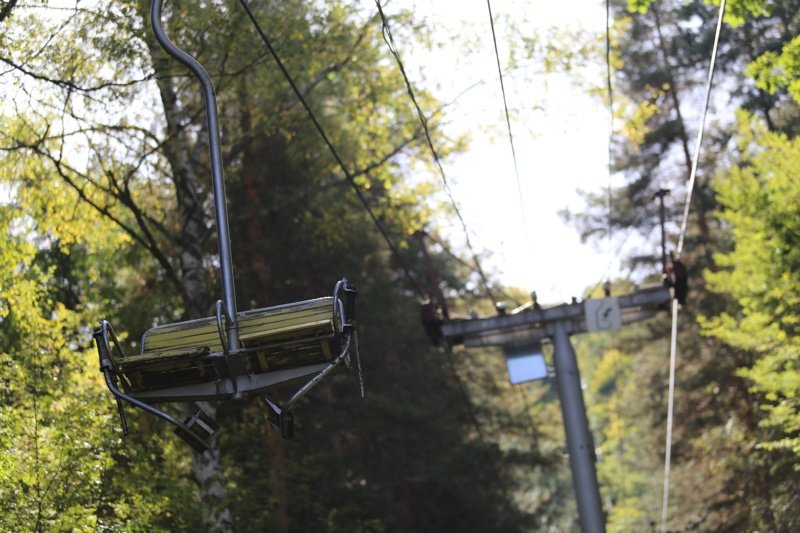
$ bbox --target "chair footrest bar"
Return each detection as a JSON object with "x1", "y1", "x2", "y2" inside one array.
[
  {"x1": 174, "y1": 408, "x2": 221, "y2": 452},
  {"x1": 264, "y1": 397, "x2": 294, "y2": 439}
]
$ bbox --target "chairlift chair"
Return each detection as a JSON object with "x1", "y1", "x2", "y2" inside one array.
[{"x1": 93, "y1": 0, "x2": 363, "y2": 452}]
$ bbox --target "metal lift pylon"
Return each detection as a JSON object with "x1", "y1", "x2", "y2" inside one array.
[{"x1": 441, "y1": 284, "x2": 672, "y2": 533}]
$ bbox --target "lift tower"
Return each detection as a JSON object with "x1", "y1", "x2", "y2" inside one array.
[{"x1": 441, "y1": 285, "x2": 672, "y2": 533}]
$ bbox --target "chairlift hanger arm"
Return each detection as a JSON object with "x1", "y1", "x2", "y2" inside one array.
[
  {"x1": 150, "y1": 0, "x2": 239, "y2": 351},
  {"x1": 91, "y1": 0, "x2": 365, "y2": 451}
]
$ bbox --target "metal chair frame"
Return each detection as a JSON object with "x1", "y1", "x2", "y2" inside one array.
[{"x1": 92, "y1": 0, "x2": 363, "y2": 450}]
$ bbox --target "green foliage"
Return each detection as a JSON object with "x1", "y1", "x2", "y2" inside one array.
[
  {"x1": 0, "y1": 112, "x2": 201, "y2": 530},
  {"x1": 718, "y1": 0, "x2": 772, "y2": 28},
  {"x1": 704, "y1": 113, "x2": 800, "y2": 462},
  {"x1": 626, "y1": 0, "x2": 772, "y2": 27},
  {"x1": 626, "y1": 0, "x2": 654, "y2": 14},
  {"x1": 1, "y1": 0, "x2": 562, "y2": 530},
  {"x1": 0, "y1": 131, "x2": 112, "y2": 531},
  {"x1": 748, "y1": 35, "x2": 800, "y2": 104},
  {"x1": 560, "y1": 0, "x2": 800, "y2": 530}
]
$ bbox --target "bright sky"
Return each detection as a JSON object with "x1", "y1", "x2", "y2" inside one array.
[{"x1": 400, "y1": 0, "x2": 620, "y2": 303}]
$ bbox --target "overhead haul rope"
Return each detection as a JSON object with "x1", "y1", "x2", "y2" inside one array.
[
  {"x1": 604, "y1": 0, "x2": 615, "y2": 280},
  {"x1": 420, "y1": 232, "x2": 522, "y2": 306},
  {"x1": 237, "y1": 0, "x2": 426, "y2": 300},
  {"x1": 661, "y1": 1, "x2": 726, "y2": 531},
  {"x1": 374, "y1": 1, "x2": 502, "y2": 307},
  {"x1": 674, "y1": 2, "x2": 725, "y2": 259},
  {"x1": 238, "y1": 1, "x2": 494, "y2": 444},
  {"x1": 584, "y1": 0, "x2": 623, "y2": 297},
  {"x1": 485, "y1": 0, "x2": 532, "y2": 258}
]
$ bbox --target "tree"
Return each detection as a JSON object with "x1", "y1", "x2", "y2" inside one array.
[
  {"x1": 701, "y1": 113, "x2": 800, "y2": 527},
  {"x1": 0, "y1": 114, "x2": 203, "y2": 530},
  {"x1": 556, "y1": 0, "x2": 800, "y2": 530},
  {"x1": 1, "y1": 0, "x2": 555, "y2": 530}
]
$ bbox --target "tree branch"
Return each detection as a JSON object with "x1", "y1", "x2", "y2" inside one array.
[
  {"x1": 0, "y1": 55, "x2": 154, "y2": 93},
  {"x1": 0, "y1": 0, "x2": 19, "y2": 24},
  {"x1": 6, "y1": 137, "x2": 189, "y2": 300}
]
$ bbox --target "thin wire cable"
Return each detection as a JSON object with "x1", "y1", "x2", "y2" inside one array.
[
  {"x1": 486, "y1": 0, "x2": 532, "y2": 254},
  {"x1": 675, "y1": 0, "x2": 726, "y2": 258},
  {"x1": 237, "y1": 1, "x2": 494, "y2": 450},
  {"x1": 662, "y1": 2, "x2": 726, "y2": 530},
  {"x1": 604, "y1": 0, "x2": 615, "y2": 280},
  {"x1": 661, "y1": 299, "x2": 679, "y2": 533},
  {"x1": 588, "y1": 203, "x2": 651, "y2": 293},
  {"x1": 445, "y1": 347, "x2": 486, "y2": 440},
  {"x1": 419, "y1": 232, "x2": 522, "y2": 307},
  {"x1": 237, "y1": 0, "x2": 426, "y2": 300},
  {"x1": 374, "y1": 1, "x2": 500, "y2": 305}
]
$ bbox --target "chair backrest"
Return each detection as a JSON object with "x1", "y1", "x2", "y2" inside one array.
[
  {"x1": 141, "y1": 316, "x2": 222, "y2": 355},
  {"x1": 118, "y1": 295, "x2": 340, "y2": 397},
  {"x1": 238, "y1": 296, "x2": 337, "y2": 346},
  {"x1": 140, "y1": 296, "x2": 339, "y2": 356}
]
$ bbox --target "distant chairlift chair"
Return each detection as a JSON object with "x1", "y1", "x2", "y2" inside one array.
[{"x1": 92, "y1": 0, "x2": 363, "y2": 452}]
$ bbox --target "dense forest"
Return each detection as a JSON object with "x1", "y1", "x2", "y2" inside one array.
[{"x1": 0, "y1": 0, "x2": 798, "y2": 531}]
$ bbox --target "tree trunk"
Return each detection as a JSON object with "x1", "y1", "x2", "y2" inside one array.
[
  {"x1": 652, "y1": 6, "x2": 712, "y2": 255},
  {"x1": 237, "y1": 79, "x2": 290, "y2": 532},
  {"x1": 652, "y1": 6, "x2": 693, "y2": 179},
  {"x1": 138, "y1": 2, "x2": 232, "y2": 531},
  {"x1": 237, "y1": 79, "x2": 270, "y2": 303},
  {"x1": 192, "y1": 402, "x2": 234, "y2": 532},
  {"x1": 0, "y1": 0, "x2": 19, "y2": 24}
]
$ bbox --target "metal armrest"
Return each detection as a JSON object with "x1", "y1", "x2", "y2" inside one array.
[
  {"x1": 94, "y1": 321, "x2": 218, "y2": 452},
  {"x1": 264, "y1": 331, "x2": 361, "y2": 438}
]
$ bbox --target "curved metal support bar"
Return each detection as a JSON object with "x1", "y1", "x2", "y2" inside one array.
[
  {"x1": 333, "y1": 279, "x2": 345, "y2": 333},
  {"x1": 331, "y1": 278, "x2": 362, "y2": 396},
  {"x1": 102, "y1": 367, "x2": 182, "y2": 429},
  {"x1": 98, "y1": 319, "x2": 127, "y2": 364},
  {"x1": 334, "y1": 295, "x2": 346, "y2": 335},
  {"x1": 284, "y1": 333, "x2": 353, "y2": 412},
  {"x1": 102, "y1": 369, "x2": 209, "y2": 452},
  {"x1": 95, "y1": 321, "x2": 209, "y2": 450},
  {"x1": 150, "y1": 0, "x2": 239, "y2": 352}
]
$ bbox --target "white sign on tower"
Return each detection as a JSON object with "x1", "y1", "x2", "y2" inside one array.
[{"x1": 584, "y1": 298, "x2": 622, "y2": 332}]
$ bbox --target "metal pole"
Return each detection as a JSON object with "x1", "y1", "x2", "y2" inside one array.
[
  {"x1": 655, "y1": 189, "x2": 670, "y2": 278},
  {"x1": 151, "y1": 0, "x2": 239, "y2": 351},
  {"x1": 551, "y1": 320, "x2": 605, "y2": 533}
]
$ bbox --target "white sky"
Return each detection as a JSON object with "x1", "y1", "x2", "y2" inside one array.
[{"x1": 399, "y1": 0, "x2": 621, "y2": 303}]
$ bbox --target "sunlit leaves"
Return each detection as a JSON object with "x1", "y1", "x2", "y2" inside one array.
[
  {"x1": 719, "y1": 0, "x2": 772, "y2": 28},
  {"x1": 626, "y1": 0, "x2": 772, "y2": 27},
  {"x1": 703, "y1": 112, "x2": 800, "y2": 464},
  {"x1": 747, "y1": 35, "x2": 800, "y2": 104},
  {"x1": 0, "y1": 101, "x2": 161, "y2": 528}
]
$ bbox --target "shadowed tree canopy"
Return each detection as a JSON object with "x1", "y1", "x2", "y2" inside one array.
[{"x1": 0, "y1": 0, "x2": 565, "y2": 530}]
